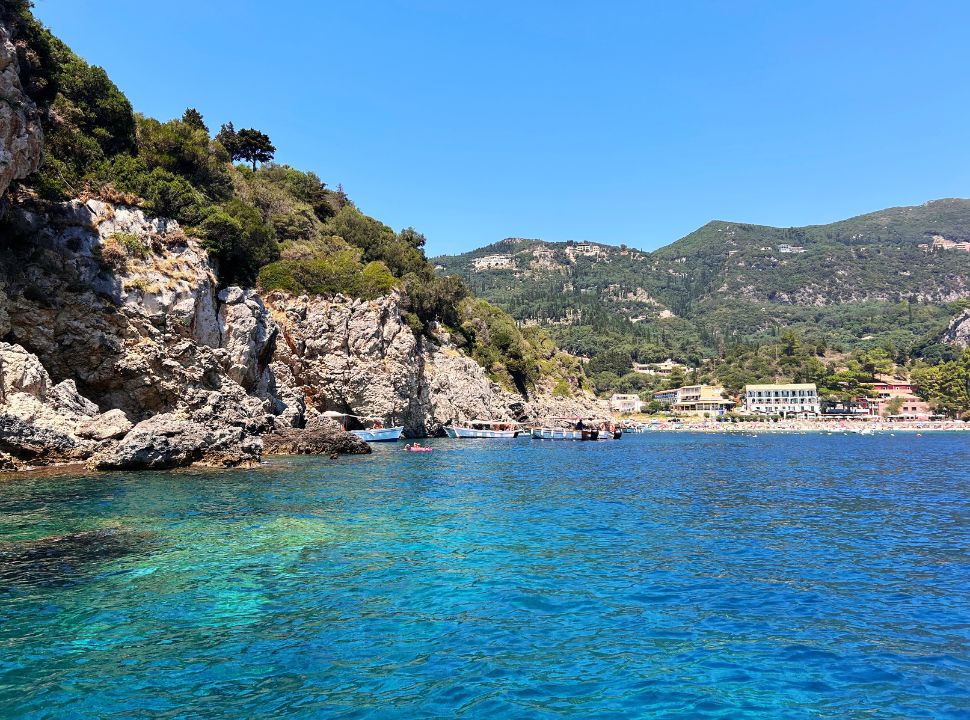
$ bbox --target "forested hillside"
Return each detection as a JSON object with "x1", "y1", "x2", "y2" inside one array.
[{"x1": 434, "y1": 202, "x2": 970, "y2": 393}]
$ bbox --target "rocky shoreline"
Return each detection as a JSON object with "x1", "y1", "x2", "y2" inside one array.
[{"x1": 0, "y1": 198, "x2": 599, "y2": 473}]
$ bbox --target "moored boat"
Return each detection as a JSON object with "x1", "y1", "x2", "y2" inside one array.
[
  {"x1": 351, "y1": 426, "x2": 405, "y2": 442},
  {"x1": 443, "y1": 421, "x2": 521, "y2": 439},
  {"x1": 323, "y1": 410, "x2": 404, "y2": 443},
  {"x1": 530, "y1": 427, "x2": 599, "y2": 441}
]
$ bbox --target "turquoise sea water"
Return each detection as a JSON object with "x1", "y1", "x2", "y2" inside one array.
[{"x1": 1, "y1": 433, "x2": 969, "y2": 719}]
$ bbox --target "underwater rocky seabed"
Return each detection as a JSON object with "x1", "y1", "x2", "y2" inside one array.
[{"x1": 1, "y1": 433, "x2": 968, "y2": 719}]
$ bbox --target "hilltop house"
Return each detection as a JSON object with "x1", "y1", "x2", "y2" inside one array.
[
  {"x1": 744, "y1": 383, "x2": 820, "y2": 417},
  {"x1": 632, "y1": 358, "x2": 689, "y2": 377},
  {"x1": 931, "y1": 236, "x2": 970, "y2": 252},
  {"x1": 472, "y1": 254, "x2": 515, "y2": 271}
]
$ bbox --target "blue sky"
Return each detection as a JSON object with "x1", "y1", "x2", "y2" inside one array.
[{"x1": 33, "y1": 0, "x2": 970, "y2": 256}]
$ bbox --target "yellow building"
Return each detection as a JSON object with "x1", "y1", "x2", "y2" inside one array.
[{"x1": 654, "y1": 384, "x2": 734, "y2": 415}]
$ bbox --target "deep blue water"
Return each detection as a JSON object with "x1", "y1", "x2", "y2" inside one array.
[{"x1": 1, "y1": 433, "x2": 969, "y2": 719}]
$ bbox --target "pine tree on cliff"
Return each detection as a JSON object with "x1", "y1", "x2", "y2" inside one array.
[{"x1": 216, "y1": 123, "x2": 276, "y2": 171}]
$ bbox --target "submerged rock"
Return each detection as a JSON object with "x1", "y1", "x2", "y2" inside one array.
[
  {"x1": 92, "y1": 413, "x2": 262, "y2": 470},
  {"x1": 0, "y1": 528, "x2": 154, "y2": 587},
  {"x1": 263, "y1": 416, "x2": 371, "y2": 456}
]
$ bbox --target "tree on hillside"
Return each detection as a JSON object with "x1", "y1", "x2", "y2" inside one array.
[
  {"x1": 912, "y1": 349, "x2": 970, "y2": 418},
  {"x1": 399, "y1": 227, "x2": 427, "y2": 249},
  {"x1": 215, "y1": 122, "x2": 240, "y2": 158},
  {"x1": 235, "y1": 128, "x2": 276, "y2": 170},
  {"x1": 181, "y1": 108, "x2": 208, "y2": 133}
]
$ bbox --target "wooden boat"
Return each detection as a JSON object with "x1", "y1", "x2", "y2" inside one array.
[
  {"x1": 324, "y1": 411, "x2": 404, "y2": 443},
  {"x1": 443, "y1": 421, "x2": 521, "y2": 439},
  {"x1": 530, "y1": 427, "x2": 599, "y2": 441}
]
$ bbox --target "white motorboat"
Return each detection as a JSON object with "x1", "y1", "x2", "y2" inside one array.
[
  {"x1": 323, "y1": 410, "x2": 404, "y2": 443},
  {"x1": 350, "y1": 426, "x2": 405, "y2": 442}
]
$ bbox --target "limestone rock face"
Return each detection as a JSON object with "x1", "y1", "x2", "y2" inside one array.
[
  {"x1": 265, "y1": 292, "x2": 521, "y2": 436},
  {"x1": 942, "y1": 309, "x2": 970, "y2": 348},
  {"x1": 1, "y1": 197, "x2": 594, "y2": 470},
  {"x1": 0, "y1": 22, "x2": 43, "y2": 196},
  {"x1": 77, "y1": 409, "x2": 133, "y2": 441},
  {"x1": 93, "y1": 413, "x2": 262, "y2": 470},
  {"x1": 263, "y1": 416, "x2": 371, "y2": 457},
  {"x1": 264, "y1": 291, "x2": 601, "y2": 436},
  {"x1": 0, "y1": 342, "x2": 101, "y2": 464}
]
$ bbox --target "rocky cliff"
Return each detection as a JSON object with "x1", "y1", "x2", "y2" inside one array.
[
  {"x1": 0, "y1": 22, "x2": 42, "y2": 197},
  {"x1": 941, "y1": 309, "x2": 970, "y2": 348},
  {"x1": 0, "y1": 198, "x2": 597, "y2": 471}
]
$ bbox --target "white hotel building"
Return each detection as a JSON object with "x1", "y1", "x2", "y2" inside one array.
[{"x1": 744, "y1": 383, "x2": 820, "y2": 416}]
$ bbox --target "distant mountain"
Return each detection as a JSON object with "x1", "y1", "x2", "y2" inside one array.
[{"x1": 434, "y1": 200, "x2": 970, "y2": 364}]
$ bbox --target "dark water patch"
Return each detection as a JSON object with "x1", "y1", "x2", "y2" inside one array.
[{"x1": 0, "y1": 528, "x2": 157, "y2": 588}]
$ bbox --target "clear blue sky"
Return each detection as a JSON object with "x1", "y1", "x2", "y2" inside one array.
[{"x1": 32, "y1": 0, "x2": 970, "y2": 256}]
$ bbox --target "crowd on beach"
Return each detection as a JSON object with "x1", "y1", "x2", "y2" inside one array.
[{"x1": 624, "y1": 417, "x2": 970, "y2": 433}]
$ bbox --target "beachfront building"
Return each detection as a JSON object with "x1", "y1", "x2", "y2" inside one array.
[
  {"x1": 610, "y1": 393, "x2": 644, "y2": 414},
  {"x1": 864, "y1": 377, "x2": 934, "y2": 420},
  {"x1": 652, "y1": 388, "x2": 680, "y2": 405},
  {"x1": 653, "y1": 385, "x2": 734, "y2": 416},
  {"x1": 744, "y1": 383, "x2": 820, "y2": 417}
]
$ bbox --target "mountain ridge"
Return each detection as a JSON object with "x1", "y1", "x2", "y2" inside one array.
[{"x1": 433, "y1": 198, "x2": 970, "y2": 374}]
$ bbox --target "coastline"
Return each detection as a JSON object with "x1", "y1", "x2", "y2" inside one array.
[{"x1": 624, "y1": 418, "x2": 970, "y2": 433}]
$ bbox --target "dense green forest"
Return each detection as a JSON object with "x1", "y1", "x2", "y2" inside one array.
[
  {"x1": 435, "y1": 204, "x2": 970, "y2": 403},
  {"x1": 0, "y1": 1, "x2": 583, "y2": 399}
]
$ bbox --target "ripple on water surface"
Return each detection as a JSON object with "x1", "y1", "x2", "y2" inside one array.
[{"x1": 1, "y1": 433, "x2": 969, "y2": 718}]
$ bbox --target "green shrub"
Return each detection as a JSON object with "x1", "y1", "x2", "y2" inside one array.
[
  {"x1": 197, "y1": 200, "x2": 278, "y2": 286},
  {"x1": 552, "y1": 379, "x2": 572, "y2": 398},
  {"x1": 110, "y1": 231, "x2": 149, "y2": 259},
  {"x1": 257, "y1": 252, "x2": 398, "y2": 300}
]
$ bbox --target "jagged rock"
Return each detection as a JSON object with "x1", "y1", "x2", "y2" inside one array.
[
  {"x1": 0, "y1": 197, "x2": 591, "y2": 471},
  {"x1": 264, "y1": 291, "x2": 599, "y2": 435},
  {"x1": 218, "y1": 286, "x2": 278, "y2": 391},
  {"x1": 77, "y1": 409, "x2": 133, "y2": 441},
  {"x1": 0, "y1": 342, "x2": 100, "y2": 463},
  {"x1": 942, "y1": 309, "x2": 970, "y2": 348},
  {"x1": 0, "y1": 450, "x2": 23, "y2": 471},
  {"x1": 263, "y1": 416, "x2": 371, "y2": 456},
  {"x1": 93, "y1": 412, "x2": 262, "y2": 470},
  {"x1": 0, "y1": 22, "x2": 43, "y2": 196}
]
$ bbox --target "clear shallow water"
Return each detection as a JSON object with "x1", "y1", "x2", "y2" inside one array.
[{"x1": 1, "y1": 433, "x2": 969, "y2": 719}]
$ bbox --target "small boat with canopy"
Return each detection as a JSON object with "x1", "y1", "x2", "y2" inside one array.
[
  {"x1": 530, "y1": 417, "x2": 599, "y2": 441},
  {"x1": 443, "y1": 420, "x2": 523, "y2": 438},
  {"x1": 323, "y1": 410, "x2": 404, "y2": 442}
]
